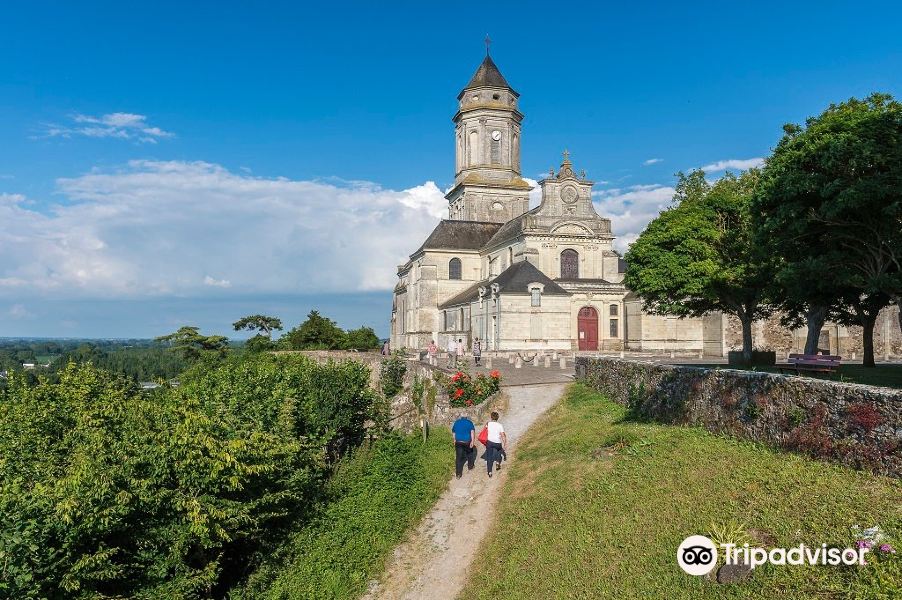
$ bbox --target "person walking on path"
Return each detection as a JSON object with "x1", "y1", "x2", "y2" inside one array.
[
  {"x1": 427, "y1": 340, "x2": 437, "y2": 362},
  {"x1": 473, "y1": 337, "x2": 482, "y2": 366},
  {"x1": 451, "y1": 414, "x2": 477, "y2": 479},
  {"x1": 381, "y1": 340, "x2": 390, "y2": 356},
  {"x1": 446, "y1": 338, "x2": 457, "y2": 368},
  {"x1": 484, "y1": 411, "x2": 507, "y2": 478}
]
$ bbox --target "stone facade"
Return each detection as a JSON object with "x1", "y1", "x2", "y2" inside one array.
[{"x1": 576, "y1": 357, "x2": 902, "y2": 477}]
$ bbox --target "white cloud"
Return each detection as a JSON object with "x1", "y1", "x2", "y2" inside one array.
[
  {"x1": 643, "y1": 158, "x2": 663, "y2": 165},
  {"x1": 41, "y1": 113, "x2": 174, "y2": 143},
  {"x1": 7, "y1": 304, "x2": 33, "y2": 319},
  {"x1": 699, "y1": 157, "x2": 764, "y2": 173},
  {"x1": 593, "y1": 184, "x2": 675, "y2": 253},
  {"x1": 203, "y1": 276, "x2": 231, "y2": 288},
  {"x1": 0, "y1": 162, "x2": 447, "y2": 298}
]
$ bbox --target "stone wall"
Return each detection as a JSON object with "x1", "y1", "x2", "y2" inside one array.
[{"x1": 575, "y1": 357, "x2": 902, "y2": 477}]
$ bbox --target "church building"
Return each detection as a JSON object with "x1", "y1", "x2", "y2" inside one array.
[{"x1": 389, "y1": 51, "x2": 901, "y2": 358}]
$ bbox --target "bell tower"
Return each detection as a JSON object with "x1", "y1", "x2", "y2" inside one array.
[{"x1": 446, "y1": 42, "x2": 533, "y2": 223}]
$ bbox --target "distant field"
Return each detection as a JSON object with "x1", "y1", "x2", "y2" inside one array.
[{"x1": 462, "y1": 384, "x2": 901, "y2": 599}]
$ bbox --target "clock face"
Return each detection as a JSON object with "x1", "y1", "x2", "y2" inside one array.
[{"x1": 491, "y1": 130, "x2": 502, "y2": 141}]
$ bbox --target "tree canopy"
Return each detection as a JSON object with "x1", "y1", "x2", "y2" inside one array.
[
  {"x1": 156, "y1": 326, "x2": 230, "y2": 362},
  {"x1": 625, "y1": 169, "x2": 772, "y2": 361}
]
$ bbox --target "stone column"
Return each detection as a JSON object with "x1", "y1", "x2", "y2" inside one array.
[
  {"x1": 544, "y1": 356, "x2": 551, "y2": 368},
  {"x1": 515, "y1": 356, "x2": 522, "y2": 369},
  {"x1": 560, "y1": 357, "x2": 567, "y2": 369}
]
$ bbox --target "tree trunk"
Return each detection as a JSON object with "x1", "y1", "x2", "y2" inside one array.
[
  {"x1": 804, "y1": 305, "x2": 828, "y2": 355},
  {"x1": 741, "y1": 317, "x2": 754, "y2": 364},
  {"x1": 862, "y1": 315, "x2": 877, "y2": 368},
  {"x1": 895, "y1": 295, "x2": 902, "y2": 337}
]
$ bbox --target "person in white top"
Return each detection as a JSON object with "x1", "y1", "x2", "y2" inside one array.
[
  {"x1": 484, "y1": 411, "x2": 507, "y2": 477},
  {"x1": 446, "y1": 338, "x2": 457, "y2": 367}
]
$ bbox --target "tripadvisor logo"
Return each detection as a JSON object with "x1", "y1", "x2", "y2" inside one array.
[{"x1": 677, "y1": 534, "x2": 870, "y2": 576}]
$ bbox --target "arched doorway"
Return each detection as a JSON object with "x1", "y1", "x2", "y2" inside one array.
[{"x1": 578, "y1": 306, "x2": 598, "y2": 351}]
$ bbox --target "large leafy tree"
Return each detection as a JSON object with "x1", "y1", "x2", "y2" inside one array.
[
  {"x1": 755, "y1": 93, "x2": 902, "y2": 358},
  {"x1": 281, "y1": 310, "x2": 347, "y2": 350},
  {"x1": 156, "y1": 326, "x2": 230, "y2": 362},
  {"x1": 234, "y1": 314, "x2": 284, "y2": 353},
  {"x1": 344, "y1": 326, "x2": 381, "y2": 350},
  {"x1": 625, "y1": 169, "x2": 773, "y2": 363}
]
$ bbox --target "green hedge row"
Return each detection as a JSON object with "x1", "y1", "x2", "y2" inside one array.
[{"x1": 0, "y1": 353, "x2": 377, "y2": 599}]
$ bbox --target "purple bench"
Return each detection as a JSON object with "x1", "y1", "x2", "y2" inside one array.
[{"x1": 778, "y1": 353, "x2": 842, "y2": 376}]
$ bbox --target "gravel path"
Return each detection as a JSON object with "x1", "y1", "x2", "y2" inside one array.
[{"x1": 363, "y1": 382, "x2": 566, "y2": 600}]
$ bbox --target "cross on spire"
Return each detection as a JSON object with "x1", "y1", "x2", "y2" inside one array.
[
  {"x1": 563, "y1": 149, "x2": 570, "y2": 162},
  {"x1": 485, "y1": 34, "x2": 492, "y2": 56}
]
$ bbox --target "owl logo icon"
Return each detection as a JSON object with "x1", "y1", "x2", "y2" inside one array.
[{"x1": 677, "y1": 535, "x2": 719, "y2": 575}]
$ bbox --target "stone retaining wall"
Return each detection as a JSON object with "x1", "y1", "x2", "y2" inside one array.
[{"x1": 575, "y1": 357, "x2": 902, "y2": 477}]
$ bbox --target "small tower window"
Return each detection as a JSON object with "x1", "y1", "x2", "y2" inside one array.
[
  {"x1": 560, "y1": 249, "x2": 579, "y2": 279},
  {"x1": 610, "y1": 304, "x2": 618, "y2": 317},
  {"x1": 531, "y1": 288, "x2": 541, "y2": 307},
  {"x1": 449, "y1": 257, "x2": 462, "y2": 280}
]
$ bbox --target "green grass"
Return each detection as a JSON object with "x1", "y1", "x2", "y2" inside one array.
[
  {"x1": 234, "y1": 429, "x2": 452, "y2": 600},
  {"x1": 686, "y1": 363, "x2": 902, "y2": 389},
  {"x1": 462, "y1": 384, "x2": 902, "y2": 599}
]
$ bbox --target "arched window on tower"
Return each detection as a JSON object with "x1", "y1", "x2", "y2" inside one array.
[
  {"x1": 449, "y1": 257, "x2": 462, "y2": 280},
  {"x1": 560, "y1": 249, "x2": 579, "y2": 279}
]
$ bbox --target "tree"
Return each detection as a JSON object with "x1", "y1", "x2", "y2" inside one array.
[
  {"x1": 834, "y1": 292, "x2": 891, "y2": 367},
  {"x1": 625, "y1": 170, "x2": 773, "y2": 363},
  {"x1": 280, "y1": 311, "x2": 347, "y2": 350},
  {"x1": 156, "y1": 326, "x2": 229, "y2": 362},
  {"x1": 755, "y1": 93, "x2": 902, "y2": 357},
  {"x1": 232, "y1": 314, "x2": 283, "y2": 338},
  {"x1": 343, "y1": 326, "x2": 381, "y2": 351}
]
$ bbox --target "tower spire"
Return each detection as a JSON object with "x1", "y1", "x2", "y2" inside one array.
[{"x1": 485, "y1": 34, "x2": 491, "y2": 56}]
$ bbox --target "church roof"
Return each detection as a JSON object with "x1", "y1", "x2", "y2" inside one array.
[
  {"x1": 460, "y1": 55, "x2": 517, "y2": 95},
  {"x1": 439, "y1": 260, "x2": 568, "y2": 309},
  {"x1": 412, "y1": 220, "x2": 503, "y2": 257},
  {"x1": 482, "y1": 207, "x2": 538, "y2": 250}
]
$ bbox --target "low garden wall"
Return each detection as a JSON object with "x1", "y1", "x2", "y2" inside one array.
[{"x1": 575, "y1": 357, "x2": 902, "y2": 478}]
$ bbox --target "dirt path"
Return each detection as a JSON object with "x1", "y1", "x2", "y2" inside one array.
[{"x1": 363, "y1": 382, "x2": 566, "y2": 600}]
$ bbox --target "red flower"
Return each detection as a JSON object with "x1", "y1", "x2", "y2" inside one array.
[
  {"x1": 451, "y1": 372, "x2": 463, "y2": 382},
  {"x1": 490, "y1": 370, "x2": 500, "y2": 379},
  {"x1": 465, "y1": 399, "x2": 473, "y2": 406},
  {"x1": 454, "y1": 388, "x2": 464, "y2": 398}
]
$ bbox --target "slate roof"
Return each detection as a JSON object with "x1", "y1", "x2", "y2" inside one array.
[
  {"x1": 439, "y1": 260, "x2": 568, "y2": 309},
  {"x1": 463, "y1": 55, "x2": 513, "y2": 91},
  {"x1": 413, "y1": 220, "x2": 503, "y2": 256},
  {"x1": 482, "y1": 207, "x2": 538, "y2": 250}
]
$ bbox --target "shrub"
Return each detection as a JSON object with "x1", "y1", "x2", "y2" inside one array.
[
  {"x1": 0, "y1": 354, "x2": 377, "y2": 599},
  {"x1": 442, "y1": 368, "x2": 501, "y2": 407},
  {"x1": 380, "y1": 352, "x2": 407, "y2": 398},
  {"x1": 846, "y1": 402, "x2": 884, "y2": 433}
]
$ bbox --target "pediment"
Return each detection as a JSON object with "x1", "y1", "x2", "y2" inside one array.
[{"x1": 550, "y1": 222, "x2": 592, "y2": 236}]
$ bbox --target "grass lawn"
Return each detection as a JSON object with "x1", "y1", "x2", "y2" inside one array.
[
  {"x1": 462, "y1": 384, "x2": 901, "y2": 599},
  {"x1": 235, "y1": 429, "x2": 453, "y2": 600},
  {"x1": 683, "y1": 363, "x2": 902, "y2": 389}
]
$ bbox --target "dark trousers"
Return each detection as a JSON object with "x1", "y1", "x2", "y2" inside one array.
[
  {"x1": 486, "y1": 441, "x2": 504, "y2": 474},
  {"x1": 455, "y1": 441, "x2": 476, "y2": 477},
  {"x1": 474, "y1": 354, "x2": 481, "y2": 365}
]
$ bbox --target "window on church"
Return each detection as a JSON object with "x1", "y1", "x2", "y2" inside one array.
[
  {"x1": 610, "y1": 304, "x2": 618, "y2": 317},
  {"x1": 610, "y1": 319, "x2": 619, "y2": 338},
  {"x1": 449, "y1": 258, "x2": 462, "y2": 280},
  {"x1": 560, "y1": 249, "x2": 579, "y2": 279},
  {"x1": 531, "y1": 288, "x2": 541, "y2": 307}
]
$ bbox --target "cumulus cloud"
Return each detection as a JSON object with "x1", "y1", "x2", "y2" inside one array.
[
  {"x1": 593, "y1": 184, "x2": 675, "y2": 253},
  {"x1": 41, "y1": 112, "x2": 174, "y2": 143},
  {"x1": 643, "y1": 158, "x2": 663, "y2": 165},
  {"x1": 699, "y1": 157, "x2": 764, "y2": 173},
  {"x1": 0, "y1": 162, "x2": 447, "y2": 298}
]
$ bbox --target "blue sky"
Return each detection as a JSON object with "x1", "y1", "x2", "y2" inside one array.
[{"x1": 1, "y1": 1, "x2": 900, "y2": 338}]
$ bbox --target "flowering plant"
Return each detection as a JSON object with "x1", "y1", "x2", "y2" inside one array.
[
  {"x1": 851, "y1": 524, "x2": 898, "y2": 567},
  {"x1": 442, "y1": 367, "x2": 502, "y2": 407}
]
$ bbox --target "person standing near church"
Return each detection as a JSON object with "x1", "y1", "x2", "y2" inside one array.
[
  {"x1": 381, "y1": 340, "x2": 390, "y2": 356},
  {"x1": 427, "y1": 340, "x2": 437, "y2": 362},
  {"x1": 451, "y1": 413, "x2": 476, "y2": 479},
  {"x1": 457, "y1": 338, "x2": 465, "y2": 364},
  {"x1": 473, "y1": 337, "x2": 482, "y2": 366},
  {"x1": 446, "y1": 338, "x2": 457, "y2": 367},
  {"x1": 485, "y1": 411, "x2": 507, "y2": 478}
]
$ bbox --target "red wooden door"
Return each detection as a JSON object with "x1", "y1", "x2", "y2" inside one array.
[{"x1": 578, "y1": 306, "x2": 598, "y2": 351}]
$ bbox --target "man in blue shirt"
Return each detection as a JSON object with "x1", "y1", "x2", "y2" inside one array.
[{"x1": 451, "y1": 414, "x2": 476, "y2": 479}]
